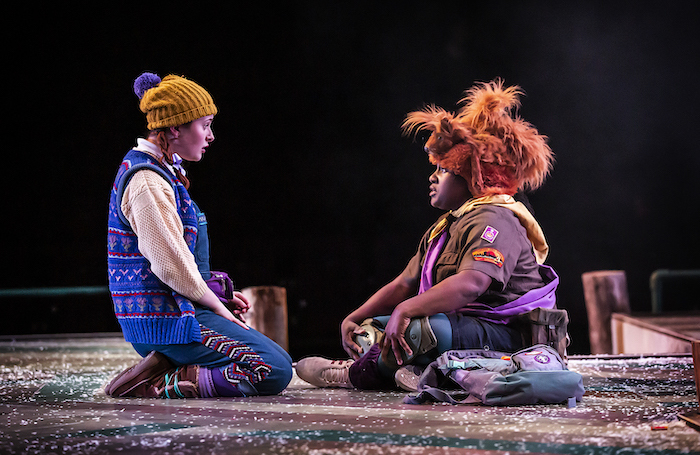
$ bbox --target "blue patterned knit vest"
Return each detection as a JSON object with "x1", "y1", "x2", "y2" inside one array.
[{"x1": 107, "y1": 149, "x2": 201, "y2": 344}]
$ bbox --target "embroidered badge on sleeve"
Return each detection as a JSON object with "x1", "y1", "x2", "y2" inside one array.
[
  {"x1": 481, "y1": 225, "x2": 499, "y2": 243},
  {"x1": 472, "y1": 248, "x2": 504, "y2": 268}
]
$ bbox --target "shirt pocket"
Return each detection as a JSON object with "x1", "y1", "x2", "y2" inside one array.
[{"x1": 435, "y1": 252, "x2": 460, "y2": 283}]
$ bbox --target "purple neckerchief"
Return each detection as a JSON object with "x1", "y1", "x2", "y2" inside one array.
[
  {"x1": 418, "y1": 231, "x2": 447, "y2": 294},
  {"x1": 455, "y1": 264, "x2": 559, "y2": 324}
]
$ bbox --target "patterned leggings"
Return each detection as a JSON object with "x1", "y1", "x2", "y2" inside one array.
[{"x1": 131, "y1": 306, "x2": 293, "y2": 396}]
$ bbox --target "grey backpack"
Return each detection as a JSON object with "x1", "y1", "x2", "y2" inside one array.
[
  {"x1": 516, "y1": 307, "x2": 571, "y2": 364},
  {"x1": 403, "y1": 344, "x2": 584, "y2": 406}
]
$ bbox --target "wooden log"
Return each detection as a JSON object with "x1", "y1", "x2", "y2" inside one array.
[
  {"x1": 582, "y1": 270, "x2": 631, "y2": 355},
  {"x1": 694, "y1": 340, "x2": 700, "y2": 405},
  {"x1": 679, "y1": 339, "x2": 700, "y2": 429},
  {"x1": 241, "y1": 286, "x2": 289, "y2": 351}
]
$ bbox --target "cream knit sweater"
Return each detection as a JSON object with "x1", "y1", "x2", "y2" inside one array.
[{"x1": 121, "y1": 140, "x2": 209, "y2": 302}]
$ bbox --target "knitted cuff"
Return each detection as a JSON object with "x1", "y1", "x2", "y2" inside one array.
[
  {"x1": 348, "y1": 344, "x2": 397, "y2": 391},
  {"x1": 198, "y1": 367, "x2": 217, "y2": 398}
]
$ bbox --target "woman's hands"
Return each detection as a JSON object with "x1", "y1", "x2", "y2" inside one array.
[
  {"x1": 342, "y1": 308, "x2": 413, "y2": 365},
  {"x1": 341, "y1": 318, "x2": 367, "y2": 360},
  {"x1": 340, "y1": 274, "x2": 418, "y2": 360},
  {"x1": 200, "y1": 288, "x2": 249, "y2": 330},
  {"x1": 338, "y1": 270, "x2": 493, "y2": 366},
  {"x1": 379, "y1": 308, "x2": 412, "y2": 366},
  {"x1": 222, "y1": 291, "x2": 251, "y2": 322}
]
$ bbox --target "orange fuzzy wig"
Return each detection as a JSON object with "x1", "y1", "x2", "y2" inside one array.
[{"x1": 402, "y1": 79, "x2": 554, "y2": 197}]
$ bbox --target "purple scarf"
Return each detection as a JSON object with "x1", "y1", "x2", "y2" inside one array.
[
  {"x1": 418, "y1": 232, "x2": 447, "y2": 294},
  {"x1": 456, "y1": 265, "x2": 559, "y2": 324},
  {"x1": 418, "y1": 218, "x2": 559, "y2": 323}
]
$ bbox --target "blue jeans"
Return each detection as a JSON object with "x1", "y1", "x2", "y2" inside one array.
[
  {"x1": 132, "y1": 306, "x2": 293, "y2": 396},
  {"x1": 447, "y1": 312, "x2": 524, "y2": 353}
]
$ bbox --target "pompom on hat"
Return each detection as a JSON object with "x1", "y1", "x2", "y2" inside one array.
[{"x1": 134, "y1": 72, "x2": 218, "y2": 130}]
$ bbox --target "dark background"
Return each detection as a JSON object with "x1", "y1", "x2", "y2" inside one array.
[{"x1": 3, "y1": 2, "x2": 699, "y2": 358}]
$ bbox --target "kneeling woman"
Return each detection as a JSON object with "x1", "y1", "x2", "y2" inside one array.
[{"x1": 106, "y1": 72, "x2": 292, "y2": 398}]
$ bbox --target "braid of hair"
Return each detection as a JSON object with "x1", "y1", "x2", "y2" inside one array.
[{"x1": 155, "y1": 130, "x2": 190, "y2": 189}]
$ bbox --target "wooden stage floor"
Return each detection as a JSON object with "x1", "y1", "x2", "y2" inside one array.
[{"x1": 0, "y1": 334, "x2": 698, "y2": 454}]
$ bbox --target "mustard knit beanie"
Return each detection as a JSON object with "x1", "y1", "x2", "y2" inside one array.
[{"x1": 134, "y1": 72, "x2": 218, "y2": 130}]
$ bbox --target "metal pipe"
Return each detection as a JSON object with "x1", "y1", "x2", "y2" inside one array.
[
  {"x1": 0, "y1": 286, "x2": 109, "y2": 298},
  {"x1": 650, "y1": 269, "x2": 700, "y2": 313}
]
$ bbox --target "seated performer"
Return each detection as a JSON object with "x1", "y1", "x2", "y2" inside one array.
[
  {"x1": 296, "y1": 79, "x2": 558, "y2": 391},
  {"x1": 105, "y1": 72, "x2": 293, "y2": 398}
]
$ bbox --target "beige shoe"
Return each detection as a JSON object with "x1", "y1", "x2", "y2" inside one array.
[
  {"x1": 295, "y1": 357, "x2": 354, "y2": 388},
  {"x1": 394, "y1": 364, "x2": 424, "y2": 392}
]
